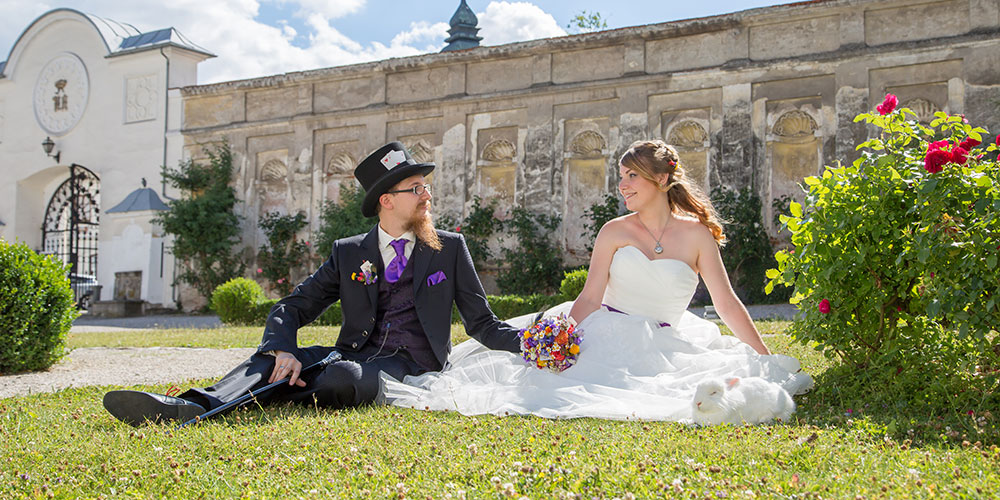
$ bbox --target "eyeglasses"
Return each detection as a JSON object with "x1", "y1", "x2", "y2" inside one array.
[{"x1": 386, "y1": 183, "x2": 431, "y2": 196}]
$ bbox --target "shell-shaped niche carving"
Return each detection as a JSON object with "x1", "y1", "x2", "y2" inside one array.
[
  {"x1": 667, "y1": 121, "x2": 709, "y2": 148},
  {"x1": 260, "y1": 159, "x2": 287, "y2": 182},
  {"x1": 902, "y1": 98, "x2": 941, "y2": 123},
  {"x1": 569, "y1": 130, "x2": 607, "y2": 157},
  {"x1": 327, "y1": 152, "x2": 355, "y2": 175},
  {"x1": 405, "y1": 141, "x2": 434, "y2": 164},
  {"x1": 772, "y1": 110, "x2": 818, "y2": 138},
  {"x1": 481, "y1": 138, "x2": 516, "y2": 162}
]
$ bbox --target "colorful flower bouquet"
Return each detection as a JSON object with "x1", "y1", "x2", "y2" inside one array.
[{"x1": 518, "y1": 314, "x2": 583, "y2": 373}]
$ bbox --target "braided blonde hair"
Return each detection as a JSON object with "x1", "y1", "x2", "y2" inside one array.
[{"x1": 619, "y1": 140, "x2": 726, "y2": 244}]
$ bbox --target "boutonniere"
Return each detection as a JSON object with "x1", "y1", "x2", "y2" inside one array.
[{"x1": 351, "y1": 260, "x2": 378, "y2": 285}]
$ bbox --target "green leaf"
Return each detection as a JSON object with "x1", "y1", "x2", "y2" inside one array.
[
  {"x1": 804, "y1": 176, "x2": 820, "y2": 186},
  {"x1": 766, "y1": 268, "x2": 780, "y2": 279},
  {"x1": 764, "y1": 281, "x2": 775, "y2": 295},
  {"x1": 987, "y1": 255, "x2": 998, "y2": 270},
  {"x1": 789, "y1": 202, "x2": 802, "y2": 218}
]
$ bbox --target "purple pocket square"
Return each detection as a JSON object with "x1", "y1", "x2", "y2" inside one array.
[{"x1": 427, "y1": 271, "x2": 447, "y2": 287}]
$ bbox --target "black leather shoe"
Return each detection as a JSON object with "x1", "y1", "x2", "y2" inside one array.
[{"x1": 103, "y1": 390, "x2": 206, "y2": 426}]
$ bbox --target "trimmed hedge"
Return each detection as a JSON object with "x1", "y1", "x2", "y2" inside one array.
[
  {"x1": 0, "y1": 240, "x2": 78, "y2": 373},
  {"x1": 213, "y1": 280, "x2": 561, "y2": 328},
  {"x1": 211, "y1": 278, "x2": 266, "y2": 326},
  {"x1": 559, "y1": 268, "x2": 587, "y2": 301}
]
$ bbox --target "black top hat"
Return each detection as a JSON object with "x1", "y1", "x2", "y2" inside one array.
[{"x1": 354, "y1": 142, "x2": 435, "y2": 217}]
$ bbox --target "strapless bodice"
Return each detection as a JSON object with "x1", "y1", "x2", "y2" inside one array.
[{"x1": 601, "y1": 245, "x2": 699, "y2": 327}]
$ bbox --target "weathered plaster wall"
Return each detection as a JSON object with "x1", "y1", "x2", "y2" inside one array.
[{"x1": 180, "y1": 0, "x2": 1000, "y2": 276}]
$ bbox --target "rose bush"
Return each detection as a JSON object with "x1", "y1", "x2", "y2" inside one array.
[{"x1": 767, "y1": 98, "x2": 1000, "y2": 403}]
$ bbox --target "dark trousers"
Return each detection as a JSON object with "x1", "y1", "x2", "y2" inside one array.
[{"x1": 179, "y1": 345, "x2": 426, "y2": 411}]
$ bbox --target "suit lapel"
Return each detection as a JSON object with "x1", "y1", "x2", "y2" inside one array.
[
  {"x1": 359, "y1": 225, "x2": 381, "y2": 310},
  {"x1": 410, "y1": 239, "x2": 433, "y2": 297}
]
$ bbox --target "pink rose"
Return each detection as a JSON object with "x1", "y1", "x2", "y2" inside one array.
[
  {"x1": 924, "y1": 148, "x2": 951, "y2": 173},
  {"x1": 277, "y1": 278, "x2": 285, "y2": 284},
  {"x1": 818, "y1": 299, "x2": 831, "y2": 314},
  {"x1": 256, "y1": 268, "x2": 263, "y2": 273},
  {"x1": 996, "y1": 134, "x2": 1000, "y2": 146},
  {"x1": 876, "y1": 94, "x2": 898, "y2": 115}
]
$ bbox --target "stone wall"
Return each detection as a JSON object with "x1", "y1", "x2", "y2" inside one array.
[{"x1": 180, "y1": 0, "x2": 1000, "y2": 272}]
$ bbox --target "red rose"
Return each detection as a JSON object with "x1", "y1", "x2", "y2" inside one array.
[
  {"x1": 876, "y1": 94, "x2": 898, "y2": 115},
  {"x1": 818, "y1": 299, "x2": 831, "y2": 314},
  {"x1": 959, "y1": 137, "x2": 981, "y2": 150},
  {"x1": 995, "y1": 134, "x2": 1000, "y2": 146},
  {"x1": 924, "y1": 148, "x2": 951, "y2": 173},
  {"x1": 455, "y1": 226, "x2": 461, "y2": 232},
  {"x1": 951, "y1": 147, "x2": 969, "y2": 165},
  {"x1": 928, "y1": 140, "x2": 950, "y2": 152}
]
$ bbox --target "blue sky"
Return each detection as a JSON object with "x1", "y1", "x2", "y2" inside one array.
[{"x1": 2, "y1": 1, "x2": 791, "y2": 84}]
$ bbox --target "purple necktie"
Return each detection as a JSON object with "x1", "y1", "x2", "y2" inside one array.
[{"x1": 385, "y1": 238, "x2": 409, "y2": 283}]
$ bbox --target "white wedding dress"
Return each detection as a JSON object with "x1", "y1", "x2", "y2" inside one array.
[{"x1": 379, "y1": 245, "x2": 813, "y2": 421}]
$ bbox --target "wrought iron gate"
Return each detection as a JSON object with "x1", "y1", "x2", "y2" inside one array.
[{"x1": 41, "y1": 164, "x2": 100, "y2": 307}]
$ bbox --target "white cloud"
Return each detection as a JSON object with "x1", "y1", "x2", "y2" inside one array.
[
  {"x1": 391, "y1": 21, "x2": 449, "y2": 51},
  {"x1": 1, "y1": 0, "x2": 566, "y2": 84},
  {"x1": 477, "y1": 1, "x2": 566, "y2": 46},
  {"x1": 272, "y1": 0, "x2": 365, "y2": 20}
]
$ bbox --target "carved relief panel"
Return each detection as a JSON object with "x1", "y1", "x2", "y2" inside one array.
[
  {"x1": 563, "y1": 119, "x2": 609, "y2": 255},
  {"x1": 34, "y1": 52, "x2": 89, "y2": 136},
  {"x1": 662, "y1": 108, "x2": 712, "y2": 192},
  {"x1": 125, "y1": 74, "x2": 158, "y2": 123},
  {"x1": 476, "y1": 127, "x2": 519, "y2": 216},
  {"x1": 399, "y1": 134, "x2": 437, "y2": 184},
  {"x1": 765, "y1": 99, "x2": 823, "y2": 231},
  {"x1": 322, "y1": 140, "x2": 360, "y2": 206},
  {"x1": 256, "y1": 149, "x2": 290, "y2": 216}
]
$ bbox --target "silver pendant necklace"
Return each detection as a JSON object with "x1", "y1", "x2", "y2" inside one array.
[{"x1": 637, "y1": 215, "x2": 668, "y2": 254}]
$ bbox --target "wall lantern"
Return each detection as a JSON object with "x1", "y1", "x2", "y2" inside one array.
[{"x1": 41, "y1": 136, "x2": 61, "y2": 163}]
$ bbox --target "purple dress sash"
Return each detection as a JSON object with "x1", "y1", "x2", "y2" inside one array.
[{"x1": 602, "y1": 304, "x2": 671, "y2": 328}]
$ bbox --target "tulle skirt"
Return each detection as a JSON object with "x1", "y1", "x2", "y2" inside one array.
[{"x1": 379, "y1": 304, "x2": 813, "y2": 421}]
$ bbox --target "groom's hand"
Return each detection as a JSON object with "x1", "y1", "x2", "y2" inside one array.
[{"x1": 269, "y1": 351, "x2": 306, "y2": 387}]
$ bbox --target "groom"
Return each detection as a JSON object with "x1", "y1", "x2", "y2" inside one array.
[{"x1": 103, "y1": 142, "x2": 522, "y2": 426}]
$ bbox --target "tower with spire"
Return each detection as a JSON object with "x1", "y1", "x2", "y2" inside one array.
[{"x1": 441, "y1": 0, "x2": 482, "y2": 52}]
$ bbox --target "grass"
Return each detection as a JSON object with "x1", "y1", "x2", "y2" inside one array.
[{"x1": 3, "y1": 321, "x2": 997, "y2": 498}]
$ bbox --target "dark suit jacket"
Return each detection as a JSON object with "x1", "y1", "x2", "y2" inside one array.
[{"x1": 258, "y1": 226, "x2": 521, "y2": 368}]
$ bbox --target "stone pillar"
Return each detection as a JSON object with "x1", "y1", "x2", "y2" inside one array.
[
  {"x1": 721, "y1": 83, "x2": 753, "y2": 190},
  {"x1": 835, "y1": 62, "x2": 869, "y2": 167},
  {"x1": 523, "y1": 98, "x2": 555, "y2": 214}
]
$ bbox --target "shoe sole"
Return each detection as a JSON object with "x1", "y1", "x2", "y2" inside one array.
[{"x1": 103, "y1": 390, "x2": 204, "y2": 427}]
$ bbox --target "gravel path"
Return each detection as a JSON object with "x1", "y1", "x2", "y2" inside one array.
[{"x1": 0, "y1": 347, "x2": 255, "y2": 399}]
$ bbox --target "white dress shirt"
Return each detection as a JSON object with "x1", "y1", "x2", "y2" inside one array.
[{"x1": 377, "y1": 225, "x2": 415, "y2": 267}]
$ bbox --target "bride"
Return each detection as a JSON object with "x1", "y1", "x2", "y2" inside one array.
[{"x1": 380, "y1": 140, "x2": 812, "y2": 421}]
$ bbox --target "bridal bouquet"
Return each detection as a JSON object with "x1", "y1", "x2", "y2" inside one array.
[{"x1": 518, "y1": 314, "x2": 582, "y2": 373}]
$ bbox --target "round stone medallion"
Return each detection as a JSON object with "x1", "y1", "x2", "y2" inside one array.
[{"x1": 34, "y1": 53, "x2": 90, "y2": 136}]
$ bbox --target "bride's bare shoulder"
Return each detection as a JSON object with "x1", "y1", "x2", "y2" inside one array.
[{"x1": 594, "y1": 215, "x2": 636, "y2": 249}]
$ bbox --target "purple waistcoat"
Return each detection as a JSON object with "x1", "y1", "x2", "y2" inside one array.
[{"x1": 368, "y1": 258, "x2": 439, "y2": 371}]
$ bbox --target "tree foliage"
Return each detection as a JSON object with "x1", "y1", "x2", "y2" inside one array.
[
  {"x1": 567, "y1": 10, "x2": 608, "y2": 33},
  {"x1": 257, "y1": 211, "x2": 311, "y2": 296},
  {"x1": 315, "y1": 183, "x2": 377, "y2": 258},
  {"x1": 155, "y1": 143, "x2": 244, "y2": 303}
]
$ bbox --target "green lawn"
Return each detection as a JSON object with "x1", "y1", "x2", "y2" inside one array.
[{"x1": 3, "y1": 321, "x2": 996, "y2": 498}]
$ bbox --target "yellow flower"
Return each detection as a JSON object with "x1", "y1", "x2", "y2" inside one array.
[
  {"x1": 569, "y1": 344, "x2": 580, "y2": 355},
  {"x1": 523, "y1": 331, "x2": 532, "y2": 339}
]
